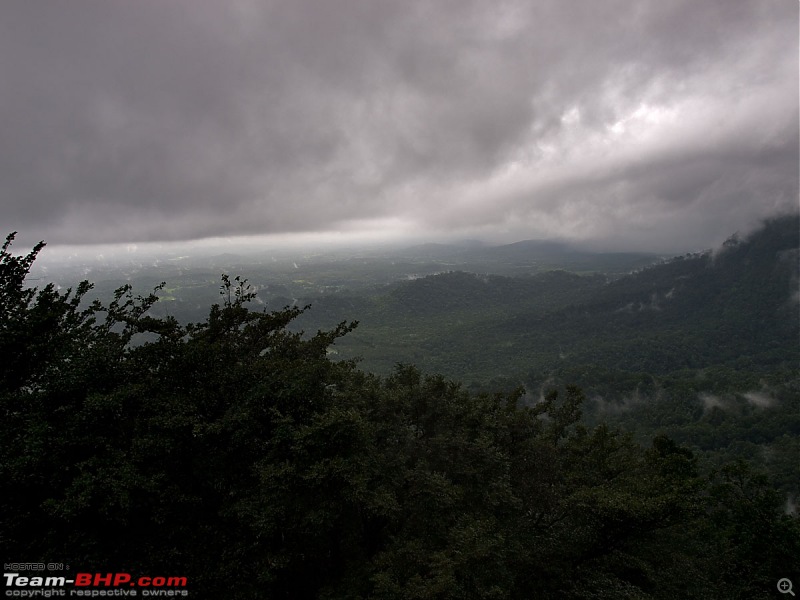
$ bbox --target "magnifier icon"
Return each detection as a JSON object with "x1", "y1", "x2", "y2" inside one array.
[{"x1": 778, "y1": 578, "x2": 795, "y2": 596}]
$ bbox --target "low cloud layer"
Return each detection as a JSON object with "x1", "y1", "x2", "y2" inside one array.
[{"x1": 2, "y1": 0, "x2": 797, "y2": 251}]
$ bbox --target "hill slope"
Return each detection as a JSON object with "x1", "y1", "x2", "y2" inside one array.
[{"x1": 298, "y1": 213, "x2": 798, "y2": 383}]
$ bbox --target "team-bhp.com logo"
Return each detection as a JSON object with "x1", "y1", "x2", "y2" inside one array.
[{"x1": 4, "y1": 572, "x2": 188, "y2": 597}]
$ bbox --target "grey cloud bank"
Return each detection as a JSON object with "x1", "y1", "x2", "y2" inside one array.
[{"x1": 1, "y1": 0, "x2": 797, "y2": 252}]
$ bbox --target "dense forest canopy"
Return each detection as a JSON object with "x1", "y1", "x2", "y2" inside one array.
[{"x1": 2, "y1": 217, "x2": 799, "y2": 598}]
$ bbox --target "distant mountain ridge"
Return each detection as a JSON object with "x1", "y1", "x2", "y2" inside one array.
[
  {"x1": 392, "y1": 236, "x2": 663, "y2": 275},
  {"x1": 299, "y1": 213, "x2": 799, "y2": 382}
]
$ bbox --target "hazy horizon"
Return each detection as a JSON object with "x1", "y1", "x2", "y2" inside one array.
[{"x1": 19, "y1": 209, "x2": 797, "y2": 273}]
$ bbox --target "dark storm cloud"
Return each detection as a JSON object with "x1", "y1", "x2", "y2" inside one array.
[{"x1": 1, "y1": 0, "x2": 796, "y2": 250}]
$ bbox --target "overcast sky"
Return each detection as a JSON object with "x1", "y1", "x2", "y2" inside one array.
[{"x1": 2, "y1": 0, "x2": 797, "y2": 253}]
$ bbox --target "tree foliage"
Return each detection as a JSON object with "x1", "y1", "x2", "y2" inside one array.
[{"x1": 1, "y1": 233, "x2": 798, "y2": 599}]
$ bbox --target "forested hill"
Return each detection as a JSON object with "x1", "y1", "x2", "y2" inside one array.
[
  {"x1": 513, "y1": 211, "x2": 799, "y2": 375},
  {"x1": 580, "y1": 211, "x2": 798, "y2": 352},
  {"x1": 298, "y1": 213, "x2": 799, "y2": 382}
]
